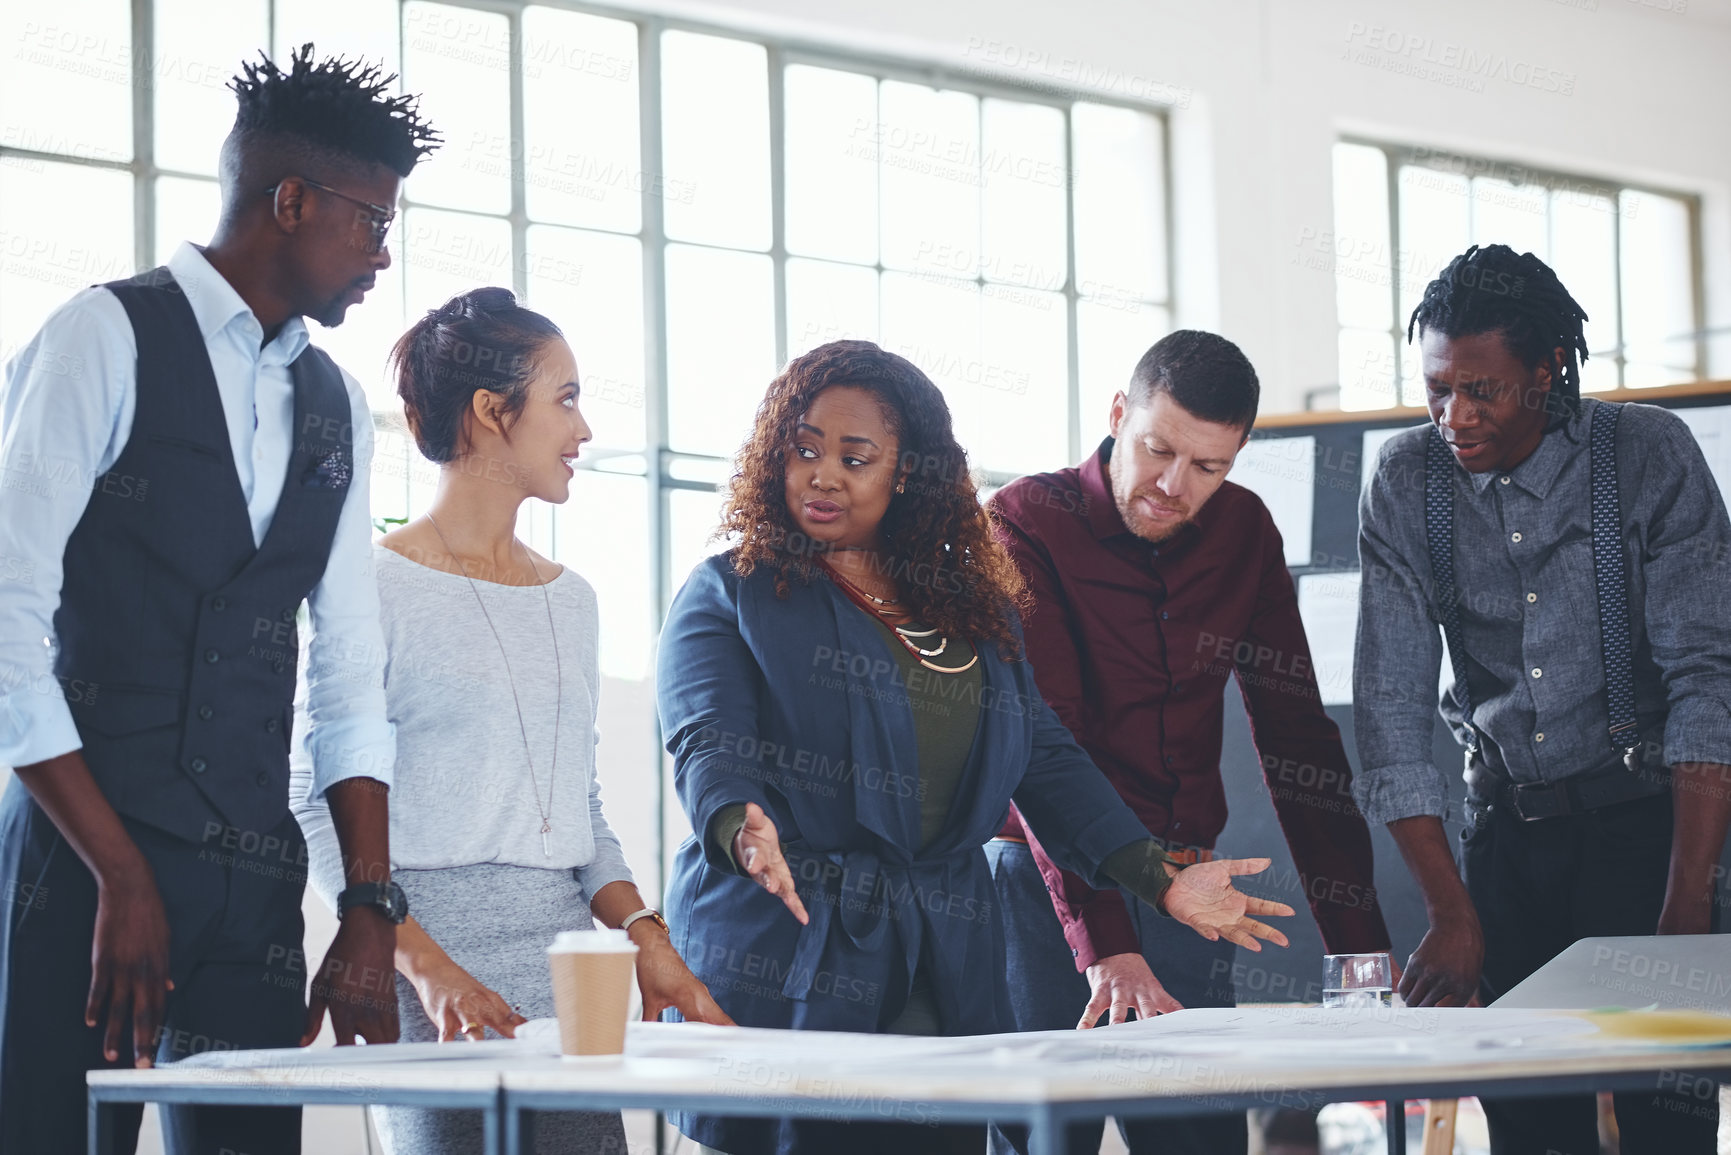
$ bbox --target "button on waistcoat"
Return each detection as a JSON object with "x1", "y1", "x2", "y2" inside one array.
[{"x1": 53, "y1": 267, "x2": 354, "y2": 842}]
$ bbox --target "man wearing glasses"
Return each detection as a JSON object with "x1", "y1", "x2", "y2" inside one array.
[{"x1": 0, "y1": 46, "x2": 437, "y2": 1154}]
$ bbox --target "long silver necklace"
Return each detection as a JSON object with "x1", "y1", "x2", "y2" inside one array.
[{"x1": 427, "y1": 513, "x2": 562, "y2": 857}]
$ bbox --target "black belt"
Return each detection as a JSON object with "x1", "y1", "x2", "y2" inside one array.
[{"x1": 1491, "y1": 762, "x2": 1669, "y2": 822}]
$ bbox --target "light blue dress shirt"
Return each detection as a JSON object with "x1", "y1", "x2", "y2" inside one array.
[{"x1": 0, "y1": 241, "x2": 394, "y2": 795}]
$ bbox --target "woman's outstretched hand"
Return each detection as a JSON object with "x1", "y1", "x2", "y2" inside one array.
[
  {"x1": 732, "y1": 802, "x2": 810, "y2": 925},
  {"x1": 1162, "y1": 857, "x2": 1294, "y2": 951}
]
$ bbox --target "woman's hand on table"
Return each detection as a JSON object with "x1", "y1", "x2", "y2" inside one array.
[
  {"x1": 408, "y1": 956, "x2": 528, "y2": 1042},
  {"x1": 1160, "y1": 857, "x2": 1294, "y2": 951},
  {"x1": 1079, "y1": 953, "x2": 1184, "y2": 1028},
  {"x1": 732, "y1": 802, "x2": 810, "y2": 925},
  {"x1": 631, "y1": 923, "x2": 737, "y2": 1026}
]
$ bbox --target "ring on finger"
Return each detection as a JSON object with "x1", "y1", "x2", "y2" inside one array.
[{"x1": 461, "y1": 1021, "x2": 483, "y2": 1036}]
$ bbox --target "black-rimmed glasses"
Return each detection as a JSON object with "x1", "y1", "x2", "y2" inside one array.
[{"x1": 266, "y1": 176, "x2": 397, "y2": 254}]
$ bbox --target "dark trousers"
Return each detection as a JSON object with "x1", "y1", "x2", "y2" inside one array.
[
  {"x1": 1463, "y1": 789, "x2": 1719, "y2": 1155},
  {"x1": 0, "y1": 778, "x2": 309, "y2": 1155},
  {"x1": 985, "y1": 840, "x2": 1245, "y2": 1155}
]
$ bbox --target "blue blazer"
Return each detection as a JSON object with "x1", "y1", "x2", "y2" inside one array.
[{"x1": 659, "y1": 554, "x2": 1150, "y2": 1043}]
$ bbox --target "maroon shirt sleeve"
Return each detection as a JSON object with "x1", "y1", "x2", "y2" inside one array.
[
  {"x1": 1234, "y1": 512, "x2": 1392, "y2": 954},
  {"x1": 993, "y1": 501, "x2": 1141, "y2": 972}
]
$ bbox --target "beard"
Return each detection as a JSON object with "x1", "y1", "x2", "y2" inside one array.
[{"x1": 1112, "y1": 481, "x2": 1192, "y2": 543}]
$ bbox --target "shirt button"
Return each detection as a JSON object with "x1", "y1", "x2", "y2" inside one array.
[
  {"x1": 255, "y1": 772, "x2": 270, "y2": 787},
  {"x1": 1499, "y1": 475, "x2": 1511, "y2": 485},
  {"x1": 1531, "y1": 667, "x2": 1543, "y2": 678},
  {"x1": 1511, "y1": 532, "x2": 1523, "y2": 543},
  {"x1": 1164, "y1": 755, "x2": 1175, "y2": 765},
  {"x1": 1527, "y1": 593, "x2": 1537, "y2": 603},
  {"x1": 189, "y1": 758, "x2": 207, "y2": 774},
  {"x1": 210, "y1": 596, "x2": 226, "y2": 612},
  {"x1": 1535, "y1": 732, "x2": 1546, "y2": 743},
  {"x1": 265, "y1": 718, "x2": 279, "y2": 733},
  {"x1": 281, "y1": 608, "x2": 295, "y2": 623},
  {"x1": 204, "y1": 649, "x2": 220, "y2": 664},
  {"x1": 1173, "y1": 682, "x2": 1184, "y2": 693},
  {"x1": 198, "y1": 705, "x2": 214, "y2": 720},
  {"x1": 1160, "y1": 611, "x2": 1168, "y2": 620}
]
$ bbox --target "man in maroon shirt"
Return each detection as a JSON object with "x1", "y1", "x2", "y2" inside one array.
[{"x1": 986, "y1": 331, "x2": 1418, "y2": 1155}]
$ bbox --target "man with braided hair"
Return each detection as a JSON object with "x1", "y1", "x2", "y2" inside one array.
[
  {"x1": 1355, "y1": 244, "x2": 1730, "y2": 1153},
  {"x1": 0, "y1": 45, "x2": 437, "y2": 1153}
]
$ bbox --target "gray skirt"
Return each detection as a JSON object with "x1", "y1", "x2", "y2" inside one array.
[{"x1": 373, "y1": 862, "x2": 628, "y2": 1155}]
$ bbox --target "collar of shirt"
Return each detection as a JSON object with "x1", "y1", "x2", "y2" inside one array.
[
  {"x1": 167, "y1": 241, "x2": 310, "y2": 367},
  {"x1": 1463, "y1": 401, "x2": 1592, "y2": 499}
]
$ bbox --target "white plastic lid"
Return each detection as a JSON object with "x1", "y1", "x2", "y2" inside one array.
[{"x1": 548, "y1": 928, "x2": 636, "y2": 953}]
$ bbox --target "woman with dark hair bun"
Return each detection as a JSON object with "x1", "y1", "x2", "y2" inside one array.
[
  {"x1": 658, "y1": 339, "x2": 1294, "y2": 1155},
  {"x1": 292, "y1": 287, "x2": 729, "y2": 1155}
]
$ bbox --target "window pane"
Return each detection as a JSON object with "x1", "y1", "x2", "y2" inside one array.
[
  {"x1": 786, "y1": 258, "x2": 878, "y2": 360},
  {"x1": 276, "y1": 0, "x2": 399, "y2": 74},
  {"x1": 981, "y1": 99, "x2": 1065, "y2": 291},
  {"x1": 155, "y1": 176, "x2": 220, "y2": 265},
  {"x1": 369, "y1": 426, "x2": 414, "y2": 528},
  {"x1": 153, "y1": 0, "x2": 268, "y2": 175},
  {"x1": 784, "y1": 65, "x2": 877, "y2": 266},
  {"x1": 668, "y1": 485, "x2": 728, "y2": 595},
  {"x1": 878, "y1": 82, "x2": 979, "y2": 277},
  {"x1": 1073, "y1": 103, "x2": 1166, "y2": 303},
  {"x1": 975, "y1": 286, "x2": 1068, "y2": 475},
  {"x1": 661, "y1": 32, "x2": 769, "y2": 250},
  {"x1": 1469, "y1": 177, "x2": 1547, "y2": 259},
  {"x1": 665, "y1": 244, "x2": 774, "y2": 456},
  {"x1": 1339, "y1": 327, "x2": 1400, "y2": 412},
  {"x1": 1549, "y1": 189, "x2": 1619, "y2": 392},
  {"x1": 524, "y1": 225, "x2": 646, "y2": 452},
  {"x1": 403, "y1": 3, "x2": 511, "y2": 214},
  {"x1": 555, "y1": 472, "x2": 651, "y2": 680},
  {"x1": 1, "y1": 0, "x2": 131, "y2": 162},
  {"x1": 881, "y1": 271, "x2": 980, "y2": 444},
  {"x1": 1619, "y1": 191, "x2": 1695, "y2": 375},
  {"x1": 1076, "y1": 297, "x2": 1168, "y2": 445},
  {"x1": 1332, "y1": 143, "x2": 1391, "y2": 332},
  {"x1": 314, "y1": 252, "x2": 404, "y2": 406},
  {"x1": 1397, "y1": 165, "x2": 1469, "y2": 329},
  {"x1": 0, "y1": 160, "x2": 133, "y2": 357},
  {"x1": 523, "y1": 7, "x2": 641, "y2": 233},
  {"x1": 399, "y1": 206, "x2": 513, "y2": 317}
]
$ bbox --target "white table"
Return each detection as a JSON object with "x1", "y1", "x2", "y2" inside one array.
[{"x1": 89, "y1": 1006, "x2": 1731, "y2": 1155}]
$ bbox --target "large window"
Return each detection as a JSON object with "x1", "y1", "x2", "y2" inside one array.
[
  {"x1": 0, "y1": 0, "x2": 1174, "y2": 895},
  {"x1": 1330, "y1": 140, "x2": 1702, "y2": 410}
]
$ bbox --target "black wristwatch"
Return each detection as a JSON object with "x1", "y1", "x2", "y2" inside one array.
[{"x1": 337, "y1": 880, "x2": 410, "y2": 925}]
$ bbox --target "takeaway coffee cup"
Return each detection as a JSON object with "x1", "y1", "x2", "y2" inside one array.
[{"x1": 547, "y1": 929, "x2": 638, "y2": 1059}]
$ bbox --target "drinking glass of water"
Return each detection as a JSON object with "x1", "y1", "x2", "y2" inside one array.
[{"x1": 1322, "y1": 952, "x2": 1394, "y2": 1008}]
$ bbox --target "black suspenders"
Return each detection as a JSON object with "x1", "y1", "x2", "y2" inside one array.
[{"x1": 1424, "y1": 402, "x2": 1643, "y2": 775}]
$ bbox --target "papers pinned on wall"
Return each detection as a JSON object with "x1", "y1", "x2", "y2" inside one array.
[
  {"x1": 1231, "y1": 436, "x2": 1315, "y2": 566},
  {"x1": 1296, "y1": 571, "x2": 1360, "y2": 706}
]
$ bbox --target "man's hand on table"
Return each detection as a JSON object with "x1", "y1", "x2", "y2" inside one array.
[
  {"x1": 1079, "y1": 953, "x2": 1183, "y2": 1028},
  {"x1": 1398, "y1": 910, "x2": 1484, "y2": 1008},
  {"x1": 302, "y1": 908, "x2": 400, "y2": 1046},
  {"x1": 88, "y1": 864, "x2": 174, "y2": 1068},
  {"x1": 732, "y1": 802, "x2": 809, "y2": 925}
]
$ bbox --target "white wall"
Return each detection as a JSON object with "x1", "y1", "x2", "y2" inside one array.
[{"x1": 642, "y1": 0, "x2": 1731, "y2": 413}]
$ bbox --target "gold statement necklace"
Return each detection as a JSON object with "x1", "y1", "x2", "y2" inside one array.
[{"x1": 821, "y1": 558, "x2": 979, "y2": 674}]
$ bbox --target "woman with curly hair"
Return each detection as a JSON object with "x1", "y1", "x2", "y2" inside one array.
[{"x1": 658, "y1": 340, "x2": 1293, "y2": 1155}]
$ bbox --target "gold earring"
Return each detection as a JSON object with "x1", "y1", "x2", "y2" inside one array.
[{"x1": 895, "y1": 481, "x2": 905, "y2": 494}]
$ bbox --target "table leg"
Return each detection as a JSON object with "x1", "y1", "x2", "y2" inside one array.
[
  {"x1": 1386, "y1": 1099, "x2": 1406, "y2": 1155},
  {"x1": 87, "y1": 1096, "x2": 119, "y2": 1155},
  {"x1": 1025, "y1": 1104, "x2": 1067, "y2": 1155},
  {"x1": 483, "y1": 1096, "x2": 502, "y2": 1155},
  {"x1": 502, "y1": 1103, "x2": 539, "y2": 1155}
]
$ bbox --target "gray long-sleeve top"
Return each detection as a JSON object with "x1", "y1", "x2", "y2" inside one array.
[
  {"x1": 290, "y1": 545, "x2": 635, "y2": 908},
  {"x1": 1352, "y1": 398, "x2": 1731, "y2": 826}
]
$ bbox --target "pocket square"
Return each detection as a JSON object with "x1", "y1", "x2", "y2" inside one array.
[{"x1": 302, "y1": 448, "x2": 352, "y2": 489}]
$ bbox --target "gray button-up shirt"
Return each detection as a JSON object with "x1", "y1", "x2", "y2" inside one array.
[{"x1": 1352, "y1": 397, "x2": 1731, "y2": 826}]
